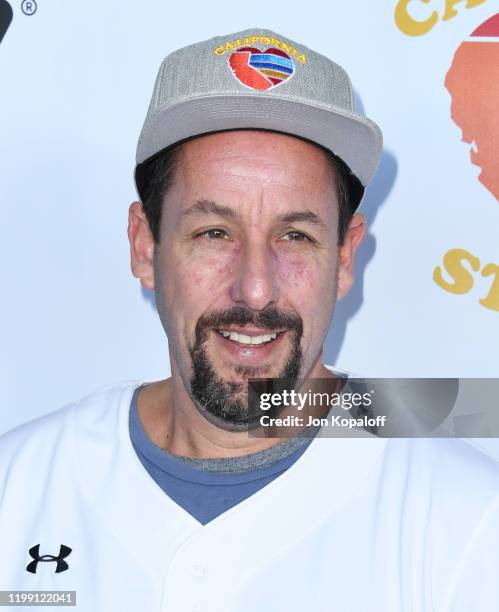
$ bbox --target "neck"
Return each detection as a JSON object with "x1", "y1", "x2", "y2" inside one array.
[{"x1": 136, "y1": 353, "x2": 335, "y2": 459}]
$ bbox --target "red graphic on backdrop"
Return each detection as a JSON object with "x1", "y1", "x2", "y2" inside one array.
[
  {"x1": 228, "y1": 47, "x2": 295, "y2": 91},
  {"x1": 445, "y1": 13, "x2": 499, "y2": 202}
]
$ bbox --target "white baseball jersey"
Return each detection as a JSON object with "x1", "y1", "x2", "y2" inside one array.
[{"x1": 1, "y1": 380, "x2": 498, "y2": 611}]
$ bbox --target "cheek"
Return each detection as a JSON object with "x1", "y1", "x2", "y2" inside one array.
[
  {"x1": 190, "y1": 257, "x2": 234, "y2": 285},
  {"x1": 170, "y1": 251, "x2": 235, "y2": 307},
  {"x1": 276, "y1": 254, "x2": 334, "y2": 309}
]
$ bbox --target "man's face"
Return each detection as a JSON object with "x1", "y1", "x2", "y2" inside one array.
[
  {"x1": 132, "y1": 131, "x2": 362, "y2": 429},
  {"x1": 445, "y1": 41, "x2": 499, "y2": 201}
]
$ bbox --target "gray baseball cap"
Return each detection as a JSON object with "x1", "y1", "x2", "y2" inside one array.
[{"x1": 135, "y1": 27, "x2": 383, "y2": 208}]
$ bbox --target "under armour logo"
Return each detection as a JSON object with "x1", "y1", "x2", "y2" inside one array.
[{"x1": 26, "y1": 544, "x2": 72, "y2": 574}]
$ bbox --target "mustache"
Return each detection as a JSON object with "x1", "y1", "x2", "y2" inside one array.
[{"x1": 194, "y1": 306, "x2": 303, "y2": 341}]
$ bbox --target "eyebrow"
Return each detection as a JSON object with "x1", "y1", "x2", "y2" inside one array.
[
  {"x1": 181, "y1": 199, "x2": 327, "y2": 230},
  {"x1": 181, "y1": 199, "x2": 237, "y2": 220},
  {"x1": 275, "y1": 210, "x2": 327, "y2": 230}
]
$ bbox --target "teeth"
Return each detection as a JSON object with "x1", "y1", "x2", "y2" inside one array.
[
  {"x1": 470, "y1": 140, "x2": 478, "y2": 153},
  {"x1": 218, "y1": 330, "x2": 278, "y2": 345}
]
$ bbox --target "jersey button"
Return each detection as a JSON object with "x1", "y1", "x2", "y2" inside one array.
[{"x1": 192, "y1": 564, "x2": 207, "y2": 578}]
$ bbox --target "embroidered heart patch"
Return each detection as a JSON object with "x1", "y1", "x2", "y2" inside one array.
[{"x1": 228, "y1": 47, "x2": 295, "y2": 91}]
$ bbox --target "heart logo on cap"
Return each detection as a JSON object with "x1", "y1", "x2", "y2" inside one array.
[{"x1": 228, "y1": 47, "x2": 295, "y2": 91}]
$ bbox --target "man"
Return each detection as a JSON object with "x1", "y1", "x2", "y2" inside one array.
[
  {"x1": 445, "y1": 12, "x2": 499, "y2": 202},
  {"x1": 1, "y1": 28, "x2": 498, "y2": 612}
]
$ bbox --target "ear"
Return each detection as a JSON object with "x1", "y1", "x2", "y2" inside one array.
[
  {"x1": 336, "y1": 213, "x2": 366, "y2": 300},
  {"x1": 128, "y1": 202, "x2": 155, "y2": 290}
]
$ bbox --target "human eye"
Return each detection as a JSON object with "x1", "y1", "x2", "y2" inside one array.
[
  {"x1": 196, "y1": 228, "x2": 230, "y2": 240},
  {"x1": 281, "y1": 230, "x2": 312, "y2": 243}
]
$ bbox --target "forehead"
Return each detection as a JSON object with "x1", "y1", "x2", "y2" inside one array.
[{"x1": 169, "y1": 131, "x2": 337, "y2": 215}]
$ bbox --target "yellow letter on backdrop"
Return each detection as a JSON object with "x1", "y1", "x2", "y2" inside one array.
[
  {"x1": 433, "y1": 248, "x2": 480, "y2": 294},
  {"x1": 480, "y1": 264, "x2": 499, "y2": 311},
  {"x1": 395, "y1": 0, "x2": 438, "y2": 36}
]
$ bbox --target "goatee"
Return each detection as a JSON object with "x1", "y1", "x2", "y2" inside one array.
[{"x1": 189, "y1": 306, "x2": 303, "y2": 430}]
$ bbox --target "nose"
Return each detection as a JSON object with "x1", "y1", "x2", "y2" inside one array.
[{"x1": 229, "y1": 240, "x2": 280, "y2": 311}]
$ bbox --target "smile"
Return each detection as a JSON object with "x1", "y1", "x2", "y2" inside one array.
[
  {"x1": 211, "y1": 326, "x2": 288, "y2": 365},
  {"x1": 217, "y1": 330, "x2": 279, "y2": 345}
]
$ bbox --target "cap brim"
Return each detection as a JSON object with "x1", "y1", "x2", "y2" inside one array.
[{"x1": 135, "y1": 94, "x2": 382, "y2": 203}]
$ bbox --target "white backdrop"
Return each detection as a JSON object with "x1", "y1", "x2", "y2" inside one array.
[{"x1": 1, "y1": 1, "x2": 498, "y2": 454}]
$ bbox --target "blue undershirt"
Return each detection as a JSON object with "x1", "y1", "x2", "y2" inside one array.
[{"x1": 129, "y1": 385, "x2": 315, "y2": 525}]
